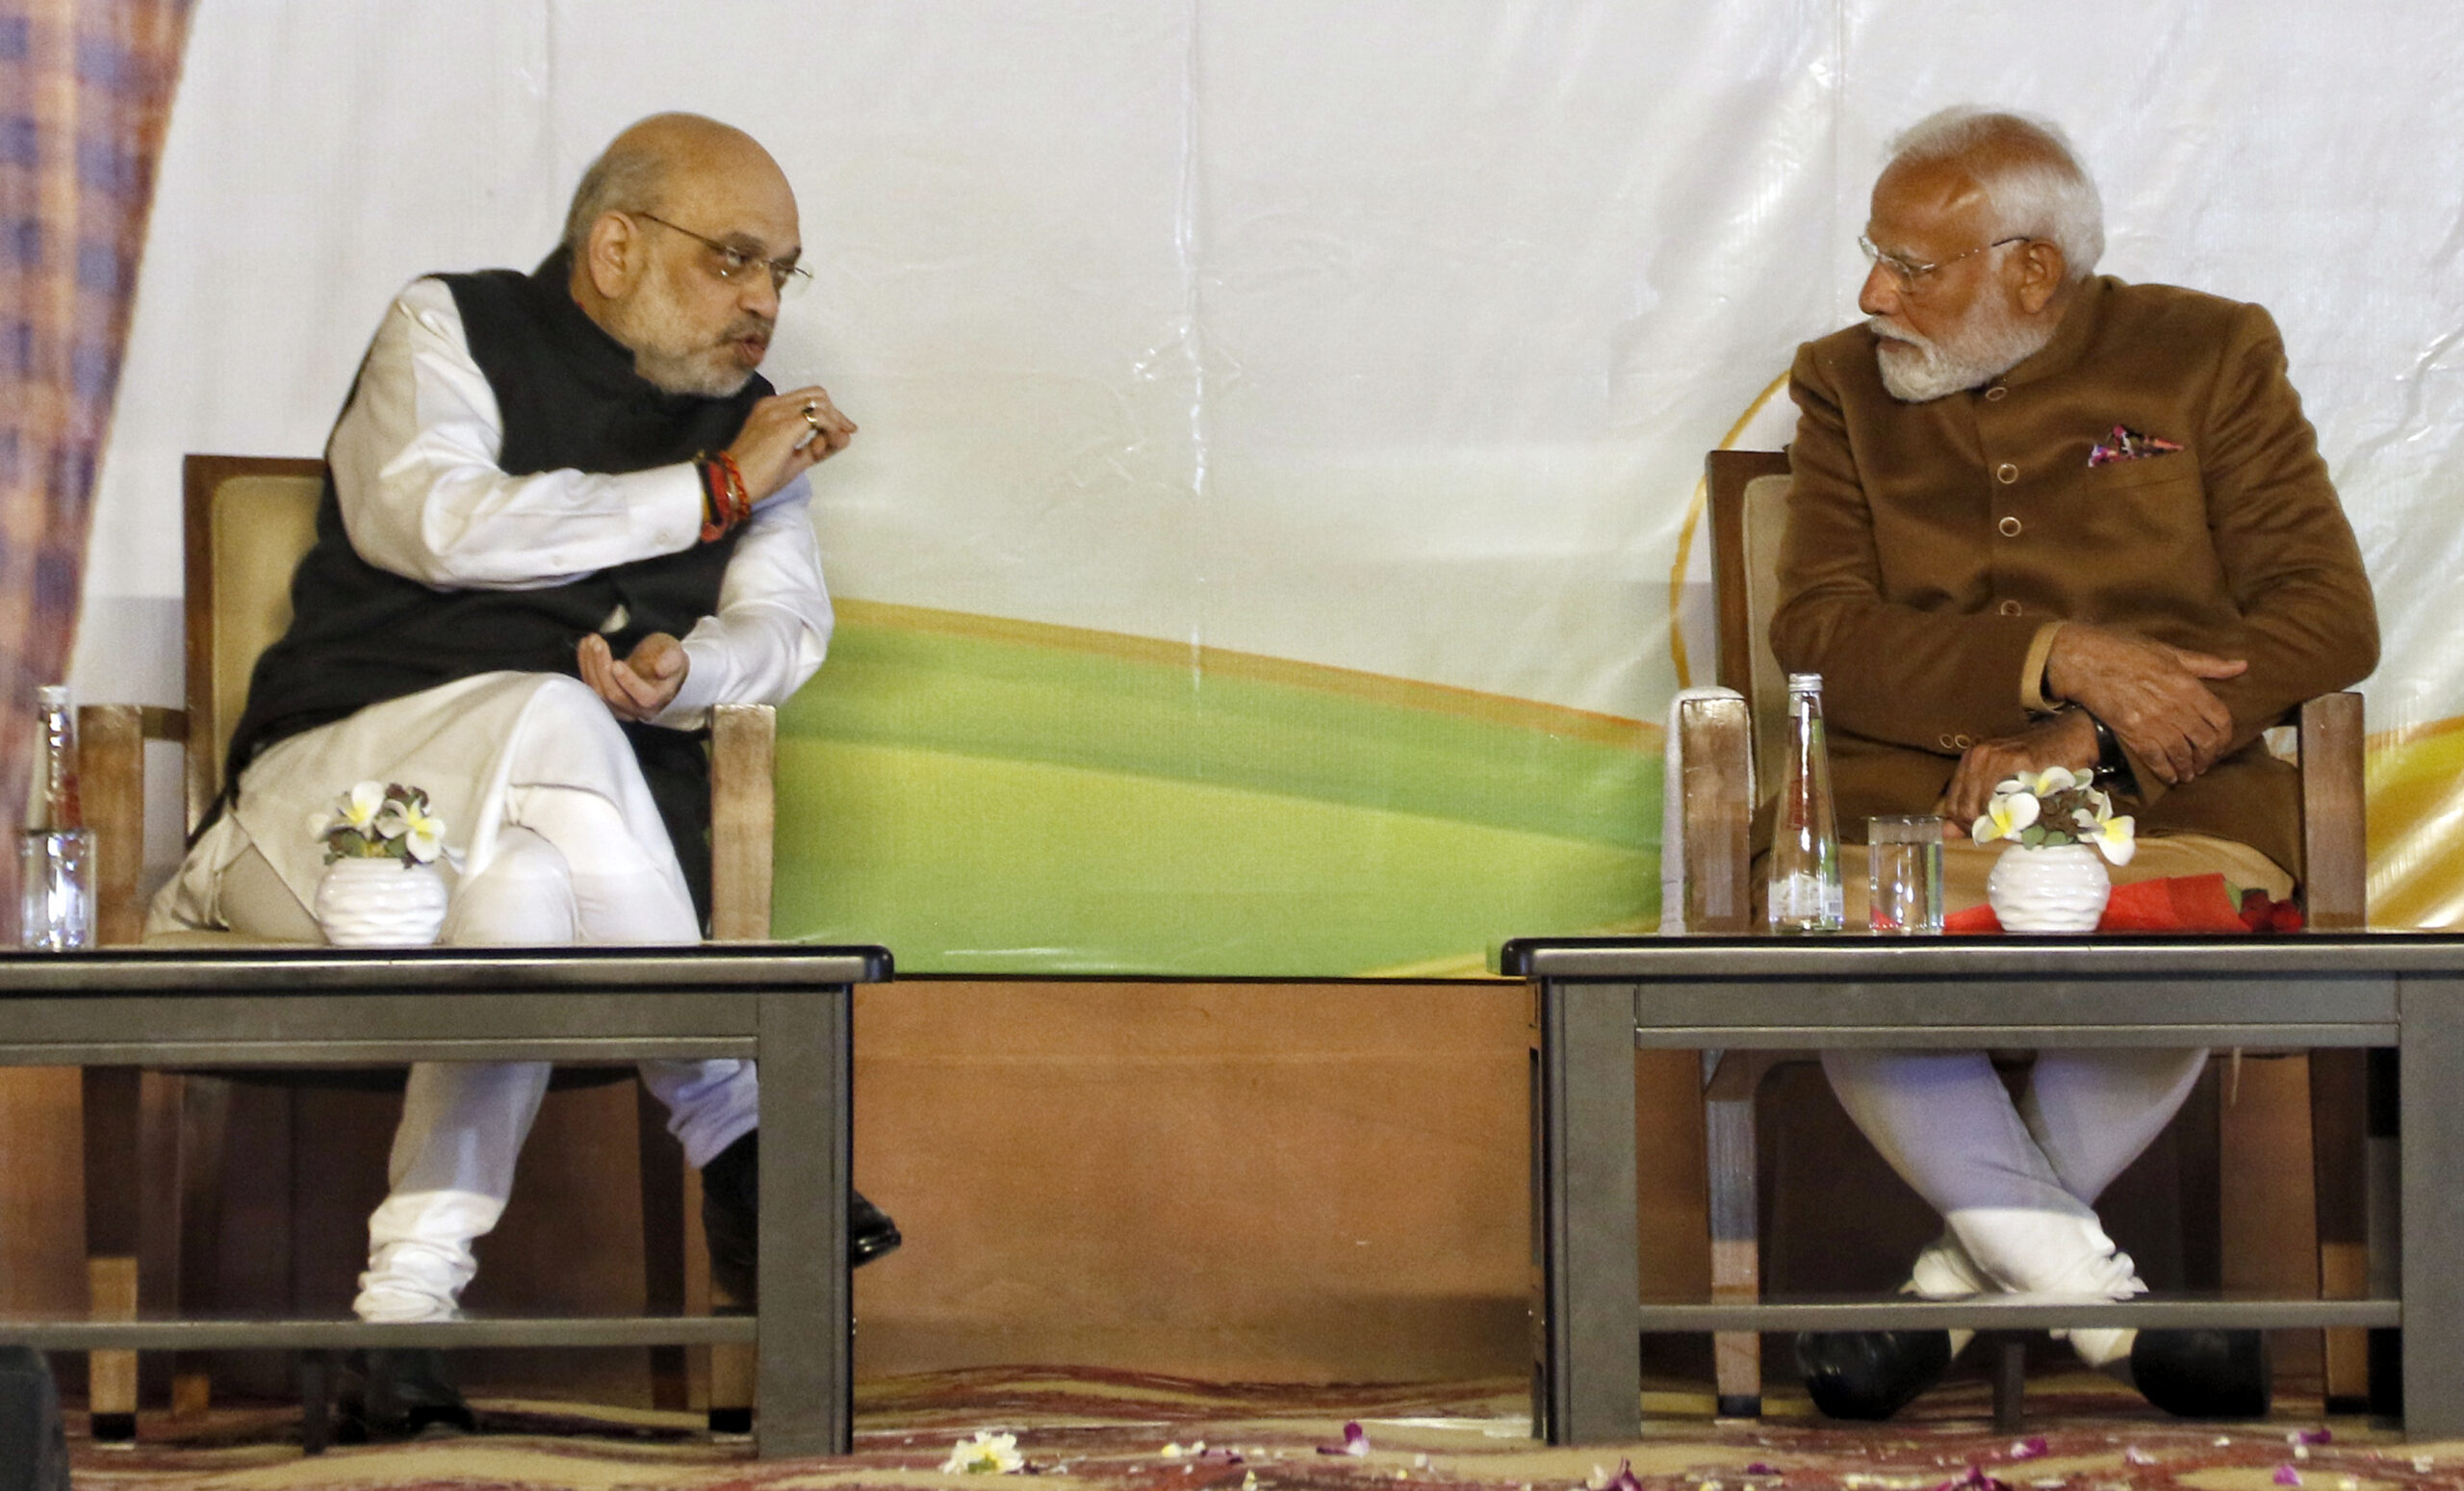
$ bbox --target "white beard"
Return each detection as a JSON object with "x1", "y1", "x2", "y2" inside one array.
[{"x1": 1870, "y1": 296, "x2": 2055, "y2": 403}]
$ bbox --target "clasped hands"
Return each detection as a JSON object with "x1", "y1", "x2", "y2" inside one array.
[{"x1": 1941, "y1": 622, "x2": 2246, "y2": 831}]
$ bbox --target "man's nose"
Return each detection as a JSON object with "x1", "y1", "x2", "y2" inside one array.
[
  {"x1": 1858, "y1": 263, "x2": 1901, "y2": 318},
  {"x1": 738, "y1": 271, "x2": 781, "y2": 319}
]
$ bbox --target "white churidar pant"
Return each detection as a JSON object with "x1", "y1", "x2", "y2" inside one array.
[
  {"x1": 1804, "y1": 835, "x2": 2295, "y2": 1369},
  {"x1": 151, "y1": 672, "x2": 761, "y2": 1323},
  {"x1": 1820, "y1": 1045, "x2": 2207, "y2": 1367}
]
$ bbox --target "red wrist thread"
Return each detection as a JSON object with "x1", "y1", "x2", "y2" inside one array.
[{"x1": 715, "y1": 451, "x2": 750, "y2": 528}]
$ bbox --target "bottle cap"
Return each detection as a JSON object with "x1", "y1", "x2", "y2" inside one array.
[
  {"x1": 36, "y1": 683, "x2": 68, "y2": 707},
  {"x1": 1785, "y1": 672, "x2": 1823, "y2": 692}
]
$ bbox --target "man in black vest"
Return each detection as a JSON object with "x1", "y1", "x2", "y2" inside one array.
[{"x1": 152, "y1": 115, "x2": 899, "y2": 1419}]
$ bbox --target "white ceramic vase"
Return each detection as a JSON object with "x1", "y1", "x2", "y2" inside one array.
[
  {"x1": 314, "y1": 857, "x2": 449, "y2": 947},
  {"x1": 1986, "y1": 841, "x2": 2112, "y2": 932}
]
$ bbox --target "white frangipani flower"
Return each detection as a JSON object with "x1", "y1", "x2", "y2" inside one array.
[
  {"x1": 941, "y1": 1429, "x2": 1025, "y2": 1475},
  {"x1": 1972, "y1": 789, "x2": 2040, "y2": 844}
]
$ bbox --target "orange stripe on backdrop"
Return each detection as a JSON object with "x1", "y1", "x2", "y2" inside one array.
[
  {"x1": 2366, "y1": 716, "x2": 2464, "y2": 929},
  {"x1": 0, "y1": 0, "x2": 193, "y2": 930}
]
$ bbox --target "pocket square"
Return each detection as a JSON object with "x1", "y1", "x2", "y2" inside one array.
[{"x1": 2088, "y1": 424, "x2": 2182, "y2": 467}]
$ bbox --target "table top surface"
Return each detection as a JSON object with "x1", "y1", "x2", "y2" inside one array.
[
  {"x1": 1499, "y1": 930, "x2": 2464, "y2": 979},
  {"x1": 0, "y1": 941, "x2": 892, "y2": 994}
]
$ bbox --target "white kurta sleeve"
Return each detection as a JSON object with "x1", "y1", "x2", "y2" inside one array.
[
  {"x1": 658, "y1": 477, "x2": 834, "y2": 724},
  {"x1": 329, "y1": 275, "x2": 834, "y2": 726},
  {"x1": 326, "y1": 276, "x2": 706, "y2": 589}
]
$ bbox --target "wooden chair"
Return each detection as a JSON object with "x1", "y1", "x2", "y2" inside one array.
[
  {"x1": 75, "y1": 453, "x2": 778, "y2": 1434},
  {"x1": 1679, "y1": 449, "x2": 2373, "y2": 1416}
]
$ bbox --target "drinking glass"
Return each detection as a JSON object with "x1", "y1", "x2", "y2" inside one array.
[
  {"x1": 1866, "y1": 814, "x2": 1943, "y2": 936},
  {"x1": 19, "y1": 827, "x2": 94, "y2": 950}
]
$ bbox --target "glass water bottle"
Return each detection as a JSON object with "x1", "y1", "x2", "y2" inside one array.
[
  {"x1": 1766, "y1": 672, "x2": 1843, "y2": 934},
  {"x1": 20, "y1": 683, "x2": 94, "y2": 949}
]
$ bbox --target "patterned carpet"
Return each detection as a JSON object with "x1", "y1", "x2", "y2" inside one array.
[{"x1": 63, "y1": 1367, "x2": 2464, "y2": 1490}]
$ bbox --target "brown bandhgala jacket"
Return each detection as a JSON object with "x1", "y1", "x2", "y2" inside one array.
[{"x1": 1773, "y1": 275, "x2": 2378, "y2": 879}]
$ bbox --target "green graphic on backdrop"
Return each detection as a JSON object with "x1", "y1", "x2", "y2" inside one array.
[{"x1": 770, "y1": 602, "x2": 1662, "y2": 976}]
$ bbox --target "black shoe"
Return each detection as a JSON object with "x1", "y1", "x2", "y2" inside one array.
[
  {"x1": 336, "y1": 1349, "x2": 475, "y2": 1442},
  {"x1": 849, "y1": 1189, "x2": 904, "y2": 1265},
  {"x1": 1795, "y1": 1330, "x2": 1954, "y2": 1421},
  {"x1": 702, "y1": 1132, "x2": 906, "y2": 1304},
  {"x1": 2131, "y1": 1328, "x2": 2272, "y2": 1418}
]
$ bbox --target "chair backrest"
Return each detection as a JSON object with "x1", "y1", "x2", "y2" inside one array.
[
  {"x1": 1705, "y1": 450, "x2": 1793, "y2": 807},
  {"x1": 182, "y1": 454, "x2": 327, "y2": 833}
]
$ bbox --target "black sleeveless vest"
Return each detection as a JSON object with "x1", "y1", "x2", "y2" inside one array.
[{"x1": 220, "y1": 248, "x2": 766, "y2": 920}]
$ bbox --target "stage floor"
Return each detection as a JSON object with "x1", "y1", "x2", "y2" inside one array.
[{"x1": 62, "y1": 1364, "x2": 2460, "y2": 1489}]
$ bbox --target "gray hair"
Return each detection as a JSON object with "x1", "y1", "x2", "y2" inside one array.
[
  {"x1": 1887, "y1": 107, "x2": 2103, "y2": 281},
  {"x1": 560, "y1": 137, "x2": 673, "y2": 254}
]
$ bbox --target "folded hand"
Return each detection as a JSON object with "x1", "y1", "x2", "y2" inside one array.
[
  {"x1": 2043, "y1": 622, "x2": 2245, "y2": 786},
  {"x1": 578, "y1": 631, "x2": 687, "y2": 722},
  {"x1": 1942, "y1": 708, "x2": 2099, "y2": 828}
]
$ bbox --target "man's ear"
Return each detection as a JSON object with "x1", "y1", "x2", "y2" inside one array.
[
  {"x1": 2014, "y1": 240, "x2": 2068, "y2": 315},
  {"x1": 582, "y1": 211, "x2": 640, "y2": 298}
]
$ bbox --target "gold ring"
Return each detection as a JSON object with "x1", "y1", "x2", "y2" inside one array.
[{"x1": 803, "y1": 403, "x2": 821, "y2": 433}]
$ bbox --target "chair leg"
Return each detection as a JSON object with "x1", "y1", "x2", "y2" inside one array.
[
  {"x1": 1705, "y1": 1050, "x2": 1783, "y2": 1417},
  {"x1": 680, "y1": 1149, "x2": 757, "y2": 1434},
  {"x1": 2364, "y1": 1048, "x2": 2402, "y2": 1418},
  {"x1": 172, "y1": 1075, "x2": 233, "y2": 1419},
  {"x1": 2308, "y1": 1048, "x2": 2372, "y2": 1410},
  {"x1": 296, "y1": 1349, "x2": 333, "y2": 1455},
  {"x1": 708, "y1": 1331, "x2": 757, "y2": 1436},
  {"x1": 80, "y1": 1068, "x2": 141, "y2": 1443},
  {"x1": 636, "y1": 1080, "x2": 691, "y2": 1413}
]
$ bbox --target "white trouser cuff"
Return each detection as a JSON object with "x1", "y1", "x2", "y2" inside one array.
[
  {"x1": 355, "y1": 1188, "x2": 506, "y2": 1322},
  {"x1": 640, "y1": 1058, "x2": 761, "y2": 1170},
  {"x1": 1946, "y1": 1206, "x2": 2144, "y2": 1369},
  {"x1": 1905, "y1": 1230, "x2": 1989, "y2": 1359}
]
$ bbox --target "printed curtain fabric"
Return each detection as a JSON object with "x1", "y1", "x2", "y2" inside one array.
[{"x1": 0, "y1": 0, "x2": 191, "y2": 926}]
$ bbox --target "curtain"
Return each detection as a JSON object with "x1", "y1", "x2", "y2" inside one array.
[{"x1": 0, "y1": 0, "x2": 192, "y2": 933}]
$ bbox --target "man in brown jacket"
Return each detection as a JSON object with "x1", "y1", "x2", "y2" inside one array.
[{"x1": 1772, "y1": 107, "x2": 2377, "y2": 1422}]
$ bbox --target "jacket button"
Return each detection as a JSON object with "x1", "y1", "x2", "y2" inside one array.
[
  {"x1": 1998, "y1": 516, "x2": 2023, "y2": 537},
  {"x1": 1997, "y1": 599, "x2": 2022, "y2": 616},
  {"x1": 1953, "y1": 734, "x2": 1974, "y2": 749},
  {"x1": 1996, "y1": 462, "x2": 2019, "y2": 483},
  {"x1": 1938, "y1": 733, "x2": 1956, "y2": 749},
  {"x1": 1985, "y1": 385, "x2": 2009, "y2": 401}
]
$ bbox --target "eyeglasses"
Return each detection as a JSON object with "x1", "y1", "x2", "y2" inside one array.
[
  {"x1": 631, "y1": 211, "x2": 811, "y2": 297},
  {"x1": 1858, "y1": 232, "x2": 2029, "y2": 294}
]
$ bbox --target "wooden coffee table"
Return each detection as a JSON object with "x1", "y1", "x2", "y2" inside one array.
[
  {"x1": 1504, "y1": 934, "x2": 2462, "y2": 1443},
  {"x1": 0, "y1": 942, "x2": 888, "y2": 1458}
]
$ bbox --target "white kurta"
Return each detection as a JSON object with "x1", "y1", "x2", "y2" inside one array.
[
  {"x1": 152, "y1": 274, "x2": 833, "y2": 929},
  {"x1": 146, "y1": 271, "x2": 841, "y2": 1322}
]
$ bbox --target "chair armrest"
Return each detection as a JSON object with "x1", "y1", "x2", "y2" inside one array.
[
  {"x1": 79, "y1": 706, "x2": 187, "y2": 947},
  {"x1": 1676, "y1": 694, "x2": 1754, "y2": 934},
  {"x1": 2296, "y1": 691, "x2": 2366, "y2": 930},
  {"x1": 708, "y1": 703, "x2": 777, "y2": 941}
]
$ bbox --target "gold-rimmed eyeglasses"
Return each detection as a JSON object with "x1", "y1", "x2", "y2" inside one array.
[
  {"x1": 1858, "y1": 232, "x2": 2029, "y2": 295},
  {"x1": 631, "y1": 211, "x2": 811, "y2": 297}
]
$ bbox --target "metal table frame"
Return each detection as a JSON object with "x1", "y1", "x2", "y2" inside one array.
[
  {"x1": 1504, "y1": 934, "x2": 2464, "y2": 1443},
  {"x1": 0, "y1": 942, "x2": 888, "y2": 1459}
]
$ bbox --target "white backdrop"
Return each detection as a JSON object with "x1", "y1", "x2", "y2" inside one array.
[{"x1": 72, "y1": 0, "x2": 2464, "y2": 916}]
